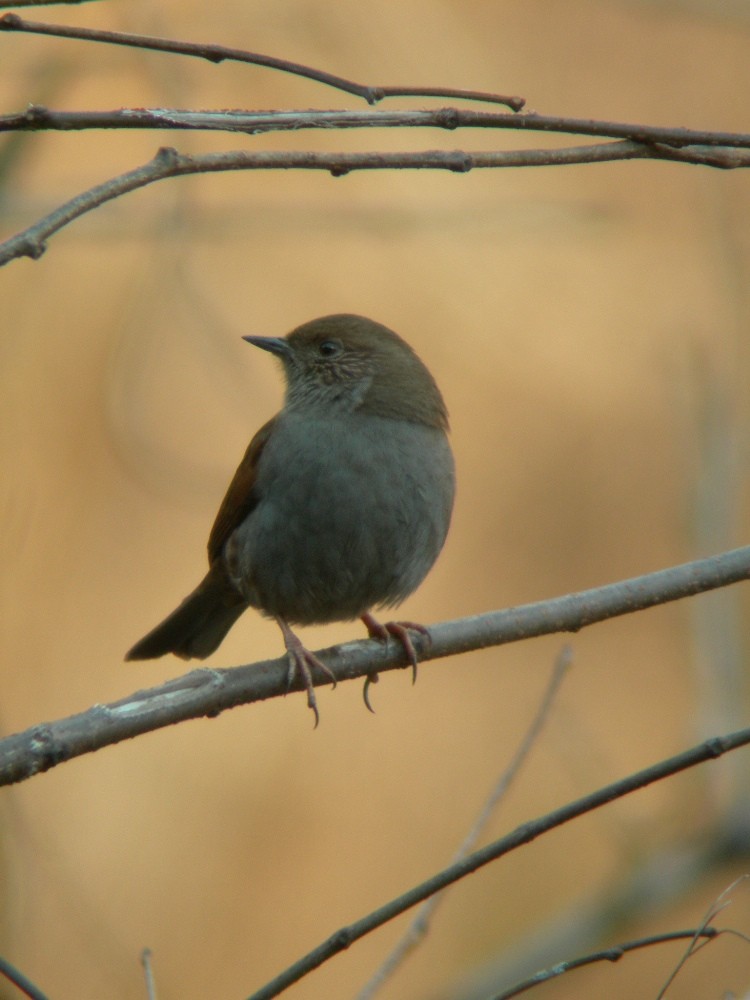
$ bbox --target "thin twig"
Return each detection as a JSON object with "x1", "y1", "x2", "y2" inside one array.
[
  {"x1": 655, "y1": 875, "x2": 750, "y2": 998},
  {"x1": 245, "y1": 726, "x2": 750, "y2": 999},
  {"x1": 3, "y1": 140, "x2": 750, "y2": 266},
  {"x1": 141, "y1": 948, "x2": 157, "y2": 1000},
  {"x1": 451, "y1": 826, "x2": 750, "y2": 997},
  {"x1": 357, "y1": 646, "x2": 573, "y2": 1000},
  {"x1": 0, "y1": 14, "x2": 524, "y2": 110},
  {"x1": 1, "y1": 544, "x2": 750, "y2": 786},
  {"x1": 492, "y1": 928, "x2": 725, "y2": 1000},
  {"x1": 0, "y1": 0, "x2": 97, "y2": 6}
]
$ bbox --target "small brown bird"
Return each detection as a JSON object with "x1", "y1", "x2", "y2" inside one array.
[{"x1": 126, "y1": 314, "x2": 455, "y2": 723}]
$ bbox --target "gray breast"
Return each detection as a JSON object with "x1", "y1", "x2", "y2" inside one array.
[{"x1": 225, "y1": 411, "x2": 455, "y2": 625}]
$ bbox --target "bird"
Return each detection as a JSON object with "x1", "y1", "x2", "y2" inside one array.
[{"x1": 126, "y1": 313, "x2": 455, "y2": 724}]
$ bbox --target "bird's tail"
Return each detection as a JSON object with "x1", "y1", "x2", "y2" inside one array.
[{"x1": 125, "y1": 563, "x2": 247, "y2": 661}]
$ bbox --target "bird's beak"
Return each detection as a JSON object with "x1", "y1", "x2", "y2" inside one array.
[{"x1": 243, "y1": 335, "x2": 291, "y2": 359}]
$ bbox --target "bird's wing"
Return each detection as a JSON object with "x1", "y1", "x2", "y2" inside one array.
[{"x1": 207, "y1": 415, "x2": 276, "y2": 564}]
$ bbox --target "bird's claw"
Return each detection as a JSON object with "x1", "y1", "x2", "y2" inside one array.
[
  {"x1": 360, "y1": 612, "x2": 431, "y2": 709},
  {"x1": 362, "y1": 672, "x2": 379, "y2": 713},
  {"x1": 276, "y1": 616, "x2": 336, "y2": 727}
]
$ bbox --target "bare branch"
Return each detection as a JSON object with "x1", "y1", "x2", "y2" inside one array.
[
  {"x1": 246, "y1": 728, "x2": 750, "y2": 999},
  {"x1": 655, "y1": 876, "x2": 750, "y2": 998},
  {"x1": 1, "y1": 16, "x2": 748, "y2": 268},
  {"x1": 3, "y1": 140, "x2": 749, "y2": 266},
  {"x1": 0, "y1": 956, "x2": 50, "y2": 1000},
  {"x1": 357, "y1": 646, "x2": 572, "y2": 1000},
  {"x1": 2, "y1": 106, "x2": 750, "y2": 149},
  {"x1": 141, "y1": 949, "x2": 157, "y2": 1000},
  {"x1": 0, "y1": 0, "x2": 98, "y2": 6},
  {"x1": 0, "y1": 15, "x2": 524, "y2": 110},
  {"x1": 0, "y1": 545, "x2": 749, "y2": 787},
  {"x1": 493, "y1": 928, "x2": 725, "y2": 1000}
]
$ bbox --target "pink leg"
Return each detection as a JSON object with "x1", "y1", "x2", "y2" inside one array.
[{"x1": 275, "y1": 616, "x2": 337, "y2": 728}]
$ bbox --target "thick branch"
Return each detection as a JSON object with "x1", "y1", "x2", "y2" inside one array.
[
  {"x1": 3, "y1": 141, "x2": 748, "y2": 266},
  {"x1": 3, "y1": 106, "x2": 750, "y2": 150},
  {"x1": 0, "y1": 545, "x2": 749, "y2": 787}
]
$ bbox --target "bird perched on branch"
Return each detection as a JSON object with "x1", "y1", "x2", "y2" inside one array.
[{"x1": 126, "y1": 313, "x2": 455, "y2": 724}]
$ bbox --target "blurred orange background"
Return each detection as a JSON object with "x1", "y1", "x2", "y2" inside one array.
[{"x1": 2, "y1": 1, "x2": 750, "y2": 998}]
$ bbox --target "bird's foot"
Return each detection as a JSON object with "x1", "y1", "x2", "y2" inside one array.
[
  {"x1": 275, "y1": 617, "x2": 336, "y2": 728},
  {"x1": 360, "y1": 612, "x2": 430, "y2": 711}
]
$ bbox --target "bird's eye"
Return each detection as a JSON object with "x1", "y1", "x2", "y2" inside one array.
[{"x1": 318, "y1": 339, "x2": 342, "y2": 358}]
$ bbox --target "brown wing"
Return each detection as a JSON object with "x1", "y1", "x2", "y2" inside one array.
[{"x1": 207, "y1": 415, "x2": 276, "y2": 564}]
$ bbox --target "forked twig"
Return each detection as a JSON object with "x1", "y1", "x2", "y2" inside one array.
[
  {"x1": 2, "y1": 141, "x2": 749, "y2": 266},
  {"x1": 493, "y1": 928, "x2": 723, "y2": 1000},
  {"x1": 0, "y1": 14, "x2": 524, "y2": 110},
  {"x1": 655, "y1": 875, "x2": 750, "y2": 998},
  {"x1": 1, "y1": 17, "x2": 749, "y2": 264}
]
